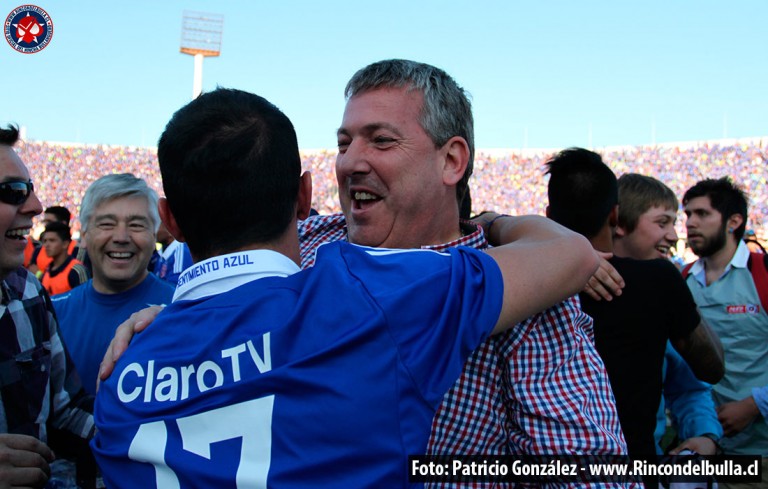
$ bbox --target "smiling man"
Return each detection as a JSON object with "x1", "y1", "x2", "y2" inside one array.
[
  {"x1": 300, "y1": 60, "x2": 631, "y2": 478},
  {"x1": 90, "y1": 87, "x2": 600, "y2": 488},
  {"x1": 614, "y1": 174, "x2": 724, "y2": 458},
  {"x1": 334, "y1": 86, "x2": 465, "y2": 249},
  {"x1": 0, "y1": 124, "x2": 94, "y2": 489},
  {"x1": 547, "y1": 153, "x2": 724, "y2": 488},
  {"x1": 52, "y1": 173, "x2": 174, "y2": 395},
  {"x1": 613, "y1": 173, "x2": 680, "y2": 260},
  {"x1": 99, "y1": 61, "x2": 631, "y2": 485}
]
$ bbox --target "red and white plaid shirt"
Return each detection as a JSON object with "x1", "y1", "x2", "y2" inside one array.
[{"x1": 299, "y1": 214, "x2": 637, "y2": 489}]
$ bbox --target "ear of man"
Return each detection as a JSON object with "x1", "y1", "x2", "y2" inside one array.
[
  {"x1": 614, "y1": 222, "x2": 628, "y2": 239},
  {"x1": 726, "y1": 213, "x2": 744, "y2": 235},
  {"x1": 608, "y1": 205, "x2": 619, "y2": 228},
  {"x1": 158, "y1": 198, "x2": 185, "y2": 243},
  {"x1": 440, "y1": 136, "x2": 470, "y2": 187},
  {"x1": 297, "y1": 171, "x2": 312, "y2": 221}
]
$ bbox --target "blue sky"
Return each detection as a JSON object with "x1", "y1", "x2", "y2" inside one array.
[{"x1": 1, "y1": 0, "x2": 766, "y2": 150}]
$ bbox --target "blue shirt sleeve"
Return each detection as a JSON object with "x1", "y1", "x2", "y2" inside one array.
[
  {"x1": 339, "y1": 244, "x2": 504, "y2": 406},
  {"x1": 752, "y1": 386, "x2": 768, "y2": 418},
  {"x1": 663, "y1": 343, "x2": 723, "y2": 441}
]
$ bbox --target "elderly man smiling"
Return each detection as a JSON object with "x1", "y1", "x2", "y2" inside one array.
[{"x1": 52, "y1": 173, "x2": 174, "y2": 396}]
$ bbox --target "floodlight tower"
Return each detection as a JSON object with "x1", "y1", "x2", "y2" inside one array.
[{"x1": 180, "y1": 11, "x2": 223, "y2": 99}]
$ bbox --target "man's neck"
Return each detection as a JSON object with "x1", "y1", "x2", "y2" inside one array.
[
  {"x1": 92, "y1": 271, "x2": 148, "y2": 295},
  {"x1": 700, "y1": 238, "x2": 739, "y2": 284},
  {"x1": 50, "y1": 252, "x2": 69, "y2": 270},
  {"x1": 589, "y1": 226, "x2": 614, "y2": 254},
  {"x1": 196, "y1": 224, "x2": 302, "y2": 268},
  {"x1": 418, "y1": 208, "x2": 463, "y2": 248}
]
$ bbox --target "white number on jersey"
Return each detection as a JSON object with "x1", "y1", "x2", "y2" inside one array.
[{"x1": 128, "y1": 396, "x2": 275, "y2": 488}]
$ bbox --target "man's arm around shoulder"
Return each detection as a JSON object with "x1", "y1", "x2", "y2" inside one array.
[{"x1": 485, "y1": 215, "x2": 598, "y2": 334}]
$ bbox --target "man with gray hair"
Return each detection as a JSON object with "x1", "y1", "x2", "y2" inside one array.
[
  {"x1": 299, "y1": 59, "x2": 629, "y2": 471},
  {"x1": 102, "y1": 60, "x2": 631, "y2": 484},
  {"x1": 52, "y1": 173, "x2": 174, "y2": 396}
]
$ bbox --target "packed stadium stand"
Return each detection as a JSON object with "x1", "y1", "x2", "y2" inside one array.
[{"x1": 17, "y1": 137, "x2": 768, "y2": 248}]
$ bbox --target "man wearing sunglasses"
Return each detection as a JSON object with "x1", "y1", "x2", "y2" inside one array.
[{"x1": 0, "y1": 124, "x2": 95, "y2": 488}]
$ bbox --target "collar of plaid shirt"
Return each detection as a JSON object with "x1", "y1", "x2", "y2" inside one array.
[{"x1": 299, "y1": 213, "x2": 489, "y2": 269}]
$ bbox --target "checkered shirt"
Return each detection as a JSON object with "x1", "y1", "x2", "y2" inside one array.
[
  {"x1": 299, "y1": 214, "x2": 636, "y2": 489},
  {"x1": 0, "y1": 267, "x2": 94, "y2": 442}
]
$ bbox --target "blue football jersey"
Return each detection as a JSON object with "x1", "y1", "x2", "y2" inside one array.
[
  {"x1": 52, "y1": 273, "x2": 175, "y2": 395},
  {"x1": 154, "y1": 240, "x2": 194, "y2": 286},
  {"x1": 92, "y1": 242, "x2": 503, "y2": 488}
]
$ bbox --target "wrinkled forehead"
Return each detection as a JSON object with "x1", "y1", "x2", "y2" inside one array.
[
  {"x1": 92, "y1": 194, "x2": 151, "y2": 217},
  {"x1": 340, "y1": 87, "x2": 427, "y2": 137}
]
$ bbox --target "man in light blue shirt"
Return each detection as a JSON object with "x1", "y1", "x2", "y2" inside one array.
[{"x1": 682, "y1": 177, "x2": 767, "y2": 487}]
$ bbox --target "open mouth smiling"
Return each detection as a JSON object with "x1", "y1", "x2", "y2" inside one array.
[
  {"x1": 107, "y1": 252, "x2": 134, "y2": 260},
  {"x1": 5, "y1": 227, "x2": 30, "y2": 240},
  {"x1": 352, "y1": 191, "x2": 381, "y2": 210}
]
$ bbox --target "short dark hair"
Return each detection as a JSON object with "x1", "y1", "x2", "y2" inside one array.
[
  {"x1": 683, "y1": 177, "x2": 749, "y2": 240},
  {"x1": 546, "y1": 147, "x2": 618, "y2": 239},
  {"x1": 0, "y1": 124, "x2": 20, "y2": 147},
  {"x1": 41, "y1": 221, "x2": 71, "y2": 243},
  {"x1": 44, "y1": 206, "x2": 72, "y2": 225},
  {"x1": 158, "y1": 88, "x2": 302, "y2": 259}
]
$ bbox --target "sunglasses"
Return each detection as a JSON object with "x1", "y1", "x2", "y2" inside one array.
[{"x1": 0, "y1": 180, "x2": 34, "y2": 206}]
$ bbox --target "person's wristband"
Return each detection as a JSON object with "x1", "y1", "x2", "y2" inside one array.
[
  {"x1": 700, "y1": 432, "x2": 719, "y2": 442},
  {"x1": 700, "y1": 433, "x2": 723, "y2": 454},
  {"x1": 486, "y1": 214, "x2": 509, "y2": 238}
]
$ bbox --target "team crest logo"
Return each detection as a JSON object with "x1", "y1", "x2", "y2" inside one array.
[{"x1": 5, "y1": 5, "x2": 53, "y2": 53}]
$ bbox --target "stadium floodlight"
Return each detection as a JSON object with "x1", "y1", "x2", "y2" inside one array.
[{"x1": 180, "y1": 11, "x2": 223, "y2": 99}]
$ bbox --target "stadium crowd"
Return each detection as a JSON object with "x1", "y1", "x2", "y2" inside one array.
[
  {"x1": 17, "y1": 137, "x2": 768, "y2": 244},
  {"x1": 2, "y1": 57, "x2": 766, "y2": 489}
]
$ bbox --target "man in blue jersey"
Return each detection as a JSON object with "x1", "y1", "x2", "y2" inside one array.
[
  {"x1": 92, "y1": 88, "x2": 599, "y2": 487},
  {"x1": 151, "y1": 222, "x2": 193, "y2": 286},
  {"x1": 52, "y1": 174, "x2": 174, "y2": 396},
  {"x1": 100, "y1": 61, "x2": 631, "y2": 486}
]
